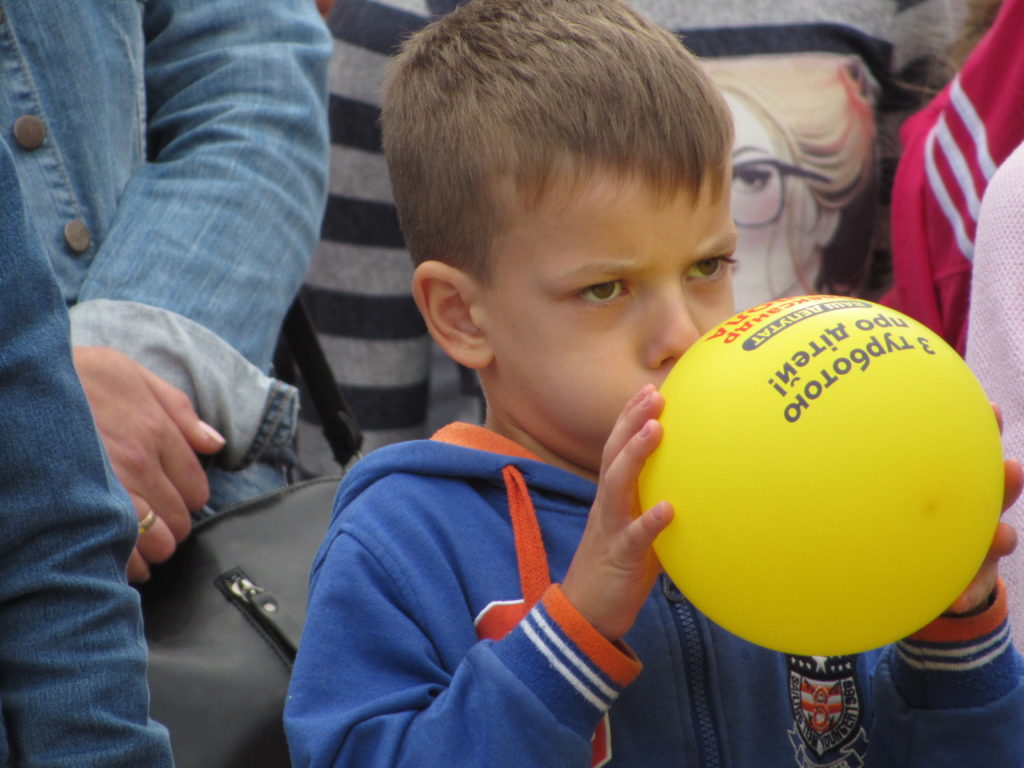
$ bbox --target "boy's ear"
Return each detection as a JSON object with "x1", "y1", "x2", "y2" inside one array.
[{"x1": 411, "y1": 260, "x2": 493, "y2": 370}]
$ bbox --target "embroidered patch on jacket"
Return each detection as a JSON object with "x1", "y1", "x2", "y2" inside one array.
[{"x1": 787, "y1": 655, "x2": 869, "y2": 767}]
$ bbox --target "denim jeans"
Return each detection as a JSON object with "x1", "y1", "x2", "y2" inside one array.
[{"x1": 0, "y1": 143, "x2": 172, "y2": 766}]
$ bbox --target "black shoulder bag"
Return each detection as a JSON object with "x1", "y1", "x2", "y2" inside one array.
[{"x1": 139, "y1": 297, "x2": 362, "y2": 768}]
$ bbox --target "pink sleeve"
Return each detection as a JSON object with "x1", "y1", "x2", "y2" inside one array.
[{"x1": 887, "y1": 0, "x2": 1024, "y2": 353}]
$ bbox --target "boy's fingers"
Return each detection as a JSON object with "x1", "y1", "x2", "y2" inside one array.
[
  {"x1": 618, "y1": 501, "x2": 674, "y2": 561},
  {"x1": 948, "y1": 523, "x2": 1017, "y2": 615},
  {"x1": 601, "y1": 385, "x2": 662, "y2": 471},
  {"x1": 598, "y1": 418, "x2": 663, "y2": 513},
  {"x1": 1003, "y1": 459, "x2": 1022, "y2": 511},
  {"x1": 992, "y1": 521, "x2": 1017, "y2": 558}
]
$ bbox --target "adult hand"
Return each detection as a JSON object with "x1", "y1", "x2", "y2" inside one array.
[{"x1": 73, "y1": 346, "x2": 226, "y2": 582}]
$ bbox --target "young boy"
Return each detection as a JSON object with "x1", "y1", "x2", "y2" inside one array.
[{"x1": 285, "y1": 1, "x2": 1024, "y2": 765}]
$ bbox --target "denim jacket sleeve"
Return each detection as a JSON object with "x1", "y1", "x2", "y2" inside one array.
[
  {"x1": 70, "y1": 299, "x2": 300, "y2": 471},
  {"x1": 65, "y1": 0, "x2": 330, "y2": 465},
  {"x1": 72, "y1": 0, "x2": 332, "y2": 370}
]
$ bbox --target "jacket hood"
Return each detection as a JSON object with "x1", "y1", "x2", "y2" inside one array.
[{"x1": 334, "y1": 423, "x2": 597, "y2": 513}]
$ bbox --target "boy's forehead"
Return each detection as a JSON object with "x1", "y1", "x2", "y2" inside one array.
[
  {"x1": 479, "y1": 161, "x2": 733, "y2": 283},
  {"x1": 511, "y1": 164, "x2": 730, "y2": 220},
  {"x1": 492, "y1": 170, "x2": 735, "y2": 257}
]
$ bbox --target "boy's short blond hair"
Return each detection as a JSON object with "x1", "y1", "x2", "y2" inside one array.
[{"x1": 382, "y1": 0, "x2": 733, "y2": 279}]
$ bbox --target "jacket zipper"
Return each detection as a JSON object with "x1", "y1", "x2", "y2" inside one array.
[{"x1": 663, "y1": 576, "x2": 724, "y2": 767}]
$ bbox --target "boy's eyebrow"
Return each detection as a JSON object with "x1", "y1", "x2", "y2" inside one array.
[
  {"x1": 702, "y1": 232, "x2": 739, "y2": 256},
  {"x1": 557, "y1": 260, "x2": 646, "y2": 282},
  {"x1": 561, "y1": 234, "x2": 739, "y2": 280}
]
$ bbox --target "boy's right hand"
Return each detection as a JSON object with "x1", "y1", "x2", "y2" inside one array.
[{"x1": 561, "y1": 384, "x2": 675, "y2": 642}]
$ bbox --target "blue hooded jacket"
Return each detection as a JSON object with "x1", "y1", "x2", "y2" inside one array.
[{"x1": 286, "y1": 423, "x2": 1024, "y2": 767}]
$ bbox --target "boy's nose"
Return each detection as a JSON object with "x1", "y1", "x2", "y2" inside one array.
[{"x1": 645, "y1": 298, "x2": 701, "y2": 372}]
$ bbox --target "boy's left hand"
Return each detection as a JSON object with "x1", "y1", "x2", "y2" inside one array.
[
  {"x1": 944, "y1": 458, "x2": 1020, "y2": 615},
  {"x1": 944, "y1": 404, "x2": 1022, "y2": 615}
]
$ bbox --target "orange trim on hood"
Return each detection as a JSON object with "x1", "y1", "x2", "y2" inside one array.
[{"x1": 432, "y1": 422, "x2": 543, "y2": 463}]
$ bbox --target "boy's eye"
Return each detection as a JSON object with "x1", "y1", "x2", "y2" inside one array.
[
  {"x1": 688, "y1": 256, "x2": 736, "y2": 279},
  {"x1": 580, "y1": 280, "x2": 624, "y2": 302}
]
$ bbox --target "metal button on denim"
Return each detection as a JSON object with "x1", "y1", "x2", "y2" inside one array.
[
  {"x1": 64, "y1": 219, "x2": 91, "y2": 253},
  {"x1": 13, "y1": 115, "x2": 46, "y2": 150}
]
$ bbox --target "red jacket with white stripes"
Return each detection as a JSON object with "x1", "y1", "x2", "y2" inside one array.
[{"x1": 882, "y1": 0, "x2": 1024, "y2": 354}]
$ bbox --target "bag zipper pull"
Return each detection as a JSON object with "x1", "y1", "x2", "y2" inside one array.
[{"x1": 218, "y1": 568, "x2": 304, "y2": 659}]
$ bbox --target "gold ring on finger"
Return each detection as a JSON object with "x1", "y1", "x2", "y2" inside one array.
[{"x1": 138, "y1": 509, "x2": 157, "y2": 535}]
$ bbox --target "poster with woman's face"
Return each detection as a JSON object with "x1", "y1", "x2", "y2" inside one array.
[{"x1": 703, "y1": 54, "x2": 879, "y2": 312}]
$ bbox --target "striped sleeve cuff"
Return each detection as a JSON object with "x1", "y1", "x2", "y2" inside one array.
[
  {"x1": 893, "y1": 581, "x2": 1021, "y2": 708},
  {"x1": 492, "y1": 584, "x2": 642, "y2": 737},
  {"x1": 910, "y1": 578, "x2": 1008, "y2": 645}
]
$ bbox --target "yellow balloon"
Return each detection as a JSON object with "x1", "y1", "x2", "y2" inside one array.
[{"x1": 638, "y1": 295, "x2": 1004, "y2": 656}]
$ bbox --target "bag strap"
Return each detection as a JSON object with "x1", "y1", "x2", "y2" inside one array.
[{"x1": 281, "y1": 295, "x2": 363, "y2": 467}]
